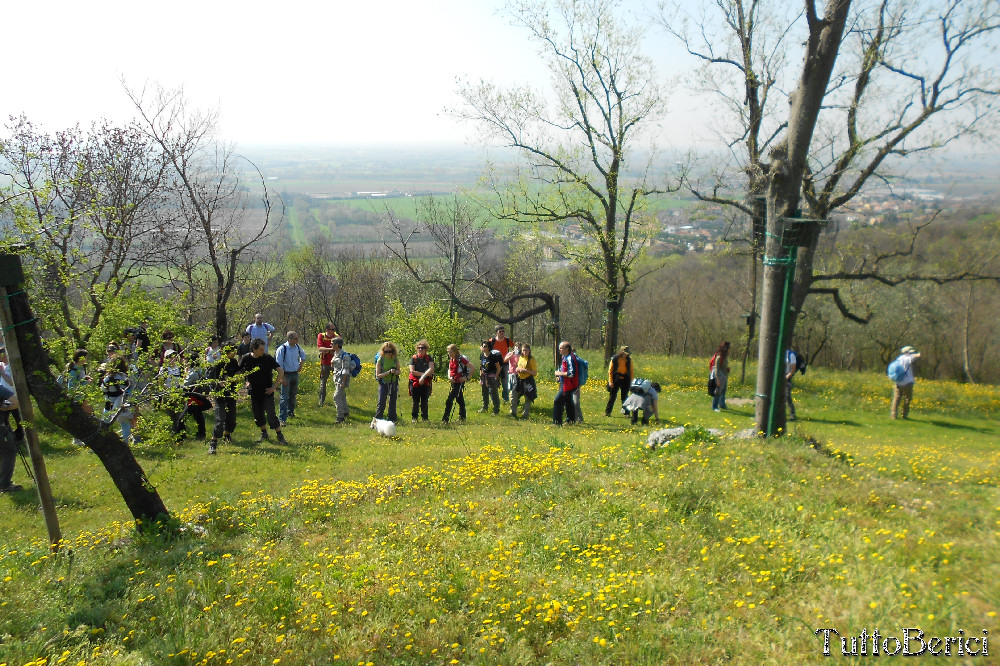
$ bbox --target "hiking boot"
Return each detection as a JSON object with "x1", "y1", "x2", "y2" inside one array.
[
  {"x1": 222, "y1": 434, "x2": 232, "y2": 446},
  {"x1": 276, "y1": 431, "x2": 287, "y2": 445},
  {"x1": 257, "y1": 430, "x2": 270, "y2": 443},
  {"x1": 208, "y1": 440, "x2": 218, "y2": 455},
  {"x1": 0, "y1": 484, "x2": 23, "y2": 493}
]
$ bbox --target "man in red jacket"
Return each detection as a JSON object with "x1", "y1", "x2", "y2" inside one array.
[{"x1": 552, "y1": 340, "x2": 578, "y2": 426}]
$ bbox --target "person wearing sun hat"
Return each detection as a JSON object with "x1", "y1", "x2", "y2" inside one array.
[{"x1": 890, "y1": 345, "x2": 921, "y2": 419}]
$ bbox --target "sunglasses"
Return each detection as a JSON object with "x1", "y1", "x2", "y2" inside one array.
[{"x1": 417, "y1": 346, "x2": 428, "y2": 350}]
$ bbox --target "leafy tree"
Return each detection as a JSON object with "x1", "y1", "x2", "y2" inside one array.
[
  {"x1": 0, "y1": 117, "x2": 170, "y2": 351},
  {"x1": 382, "y1": 300, "x2": 469, "y2": 369}
]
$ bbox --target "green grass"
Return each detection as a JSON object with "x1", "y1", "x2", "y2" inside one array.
[{"x1": 1, "y1": 352, "x2": 998, "y2": 665}]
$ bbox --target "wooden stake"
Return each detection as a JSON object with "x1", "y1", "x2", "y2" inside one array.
[{"x1": 0, "y1": 284, "x2": 62, "y2": 549}]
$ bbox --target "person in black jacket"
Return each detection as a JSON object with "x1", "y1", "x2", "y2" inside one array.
[
  {"x1": 208, "y1": 345, "x2": 241, "y2": 454},
  {"x1": 239, "y1": 339, "x2": 286, "y2": 445},
  {"x1": 478, "y1": 341, "x2": 503, "y2": 415}
]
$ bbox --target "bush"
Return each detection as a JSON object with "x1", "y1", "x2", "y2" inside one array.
[{"x1": 382, "y1": 300, "x2": 469, "y2": 368}]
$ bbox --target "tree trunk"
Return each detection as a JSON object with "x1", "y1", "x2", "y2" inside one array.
[
  {"x1": 962, "y1": 282, "x2": 976, "y2": 384},
  {"x1": 604, "y1": 299, "x2": 621, "y2": 361},
  {"x1": 754, "y1": 0, "x2": 853, "y2": 435},
  {"x1": 7, "y1": 288, "x2": 170, "y2": 525}
]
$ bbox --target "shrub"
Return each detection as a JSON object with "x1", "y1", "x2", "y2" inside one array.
[{"x1": 382, "y1": 300, "x2": 469, "y2": 368}]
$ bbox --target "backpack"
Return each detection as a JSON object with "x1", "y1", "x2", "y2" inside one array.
[
  {"x1": 887, "y1": 358, "x2": 906, "y2": 382},
  {"x1": 458, "y1": 355, "x2": 471, "y2": 380},
  {"x1": 795, "y1": 351, "x2": 807, "y2": 375},
  {"x1": 575, "y1": 354, "x2": 589, "y2": 386},
  {"x1": 346, "y1": 352, "x2": 362, "y2": 378},
  {"x1": 630, "y1": 377, "x2": 652, "y2": 395}
]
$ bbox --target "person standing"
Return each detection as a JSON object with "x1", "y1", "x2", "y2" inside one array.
[
  {"x1": 276, "y1": 331, "x2": 306, "y2": 425},
  {"x1": 567, "y1": 343, "x2": 585, "y2": 423},
  {"x1": 408, "y1": 340, "x2": 435, "y2": 423},
  {"x1": 442, "y1": 344, "x2": 470, "y2": 423},
  {"x1": 0, "y1": 386, "x2": 22, "y2": 493},
  {"x1": 180, "y1": 354, "x2": 210, "y2": 441},
  {"x1": 478, "y1": 341, "x2": 503, "y2": 415},
  {"x1": 890, "y1": 345, "x2": 922, "y2": 419},
  {"x1": 157, "y1": 331, "x2": 183, "y2": 367},
  {"x1": 503, "y1": 342, "x2": 521, "y2": 405},
  {"x1": 100, "y1": 358, "x2": 133, "y2": 442},
  {"x1": 552, "y1": 341, "x2": 578, "y2": 426},
  {"x1": 158, "y1": 350, "x2": 185, "y2": 441},
  {"x1": 205, "y1": 335, "x2": 223, "y2": 365},
  {"x1": 236, "y1": 331, "x2": 253, "y2": 358},
  {"x1": 709, "y1": 341, "x2": 731, "y2": 412},
  {"x1": 510, "y1": 342, "x2": 538, "y2": 419},
  {"x1": 489, "y1": 325, "x2": 514, "y2": 402},
  {"x1": 317, "y1": 322, "x2": 337, "y2": 407},
  {"x1": 245, "y1": 313, "x2": 276, "y2": 353},
  {"x1": 784, "y1": 348, "x2": 799, "y2": 422},
  {"x1": 329, "y1": 337, "x2": 352, "y2": 424},
  {"x1": 605, "y1": 346, "x2": 633, "y2": 416},
  {"x1": 239, "y1": 339, "x2": 287, "y2": 444},
  {"x1": 207, "y1": 345, "x2": 241, "y2": 454},
  {"x1": 374, "y1": 341, "x2": 401, "y2": 422}
]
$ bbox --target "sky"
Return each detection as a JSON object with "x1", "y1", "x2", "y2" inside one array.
[{"x1": 2, "y1": 0, "x2": 702, "y2": 148}]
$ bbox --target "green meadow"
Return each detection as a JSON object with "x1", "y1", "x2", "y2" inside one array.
[{"x1": 1, "y1": 352, "x2": 998, "y2": 664}]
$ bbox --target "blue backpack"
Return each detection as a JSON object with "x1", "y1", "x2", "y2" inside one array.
[
  {"x1": 347, "y1": 352, "x2": 362, "y2": 378},
  {"x1": 887, "y1": 358, "x2": 906, "y2": 382},
  {"x1": 575, "y1": 355, "x2": 589, "y2": 386}
]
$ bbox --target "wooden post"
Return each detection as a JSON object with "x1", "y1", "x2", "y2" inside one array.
[{"x1": 0, "y1": 279, "x2": 62, "y2": 549}]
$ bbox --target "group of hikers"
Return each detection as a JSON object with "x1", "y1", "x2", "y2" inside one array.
[{"x1": 0, "y1": 312, "x2": 926, "y2": 493}]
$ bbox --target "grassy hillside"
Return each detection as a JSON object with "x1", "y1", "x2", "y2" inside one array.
[{"x1": 1, "y1": 353, "x2": 997, "y2": 664}]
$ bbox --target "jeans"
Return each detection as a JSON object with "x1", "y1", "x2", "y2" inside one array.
[
  {"x1": 786, "y1": 379, "x2": 796, "y2": 419},
  {"x1": 498, "y1": 365, "x2": 510, "y2": 402},
  {"x1": 481, "y1": 375, "x2": 500, "y2": 414},
  {"x1": 213, "y1": 396, "x2": 237, "y2": 439},
  {"x1": 570, "y1": 388, "x2": 583, "y2": 423},
  {"x1": 376, "y1": 381, "x2": 398, "y2": 421},
  {"x1": 552, "y1": 386, "x2": 576, "y2": 425},
  {"x1": 280, "y1": 372, "x2": 299, "y2": 421},
  {"x1": 442, "y1": 382, "x2": 466, "y2": 421}
]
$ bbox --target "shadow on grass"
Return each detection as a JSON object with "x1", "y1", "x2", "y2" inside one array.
[
  {"x1": 914, "y1": 418, "x2": 996, "y2": 434},
  {"x1": 796, "y1": 416, "x2": 865, "y2": 427}
]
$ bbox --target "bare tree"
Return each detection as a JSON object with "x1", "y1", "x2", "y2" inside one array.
[
  {"x1": 660, "y1": 0, "x2": 1000, "y2": 432},
  {"x1": 126, "y1": 84, "x2": 281, "y2": 340},
  {"x1": 382, "y1": 196, "x2": 558, "y2": 330},
  {"x1": 456, "y1": 0, "x2": 674, "y2": 361},
  {"x1": 0, "y1": 117, "x2": 169, "y2": 352}
]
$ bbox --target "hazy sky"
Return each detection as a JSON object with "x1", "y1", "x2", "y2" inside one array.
[{"x1": 3, "y1": 0, "x2": 701, "y2": 148}]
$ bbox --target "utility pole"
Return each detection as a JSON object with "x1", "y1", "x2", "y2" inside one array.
[{"x1": 0, "y1": 253, "x2": 61, "y2": 549}]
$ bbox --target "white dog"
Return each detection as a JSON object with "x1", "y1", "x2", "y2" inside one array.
[{"x1": 370, "y1": 417, "x2": 397, "y2": 438}]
